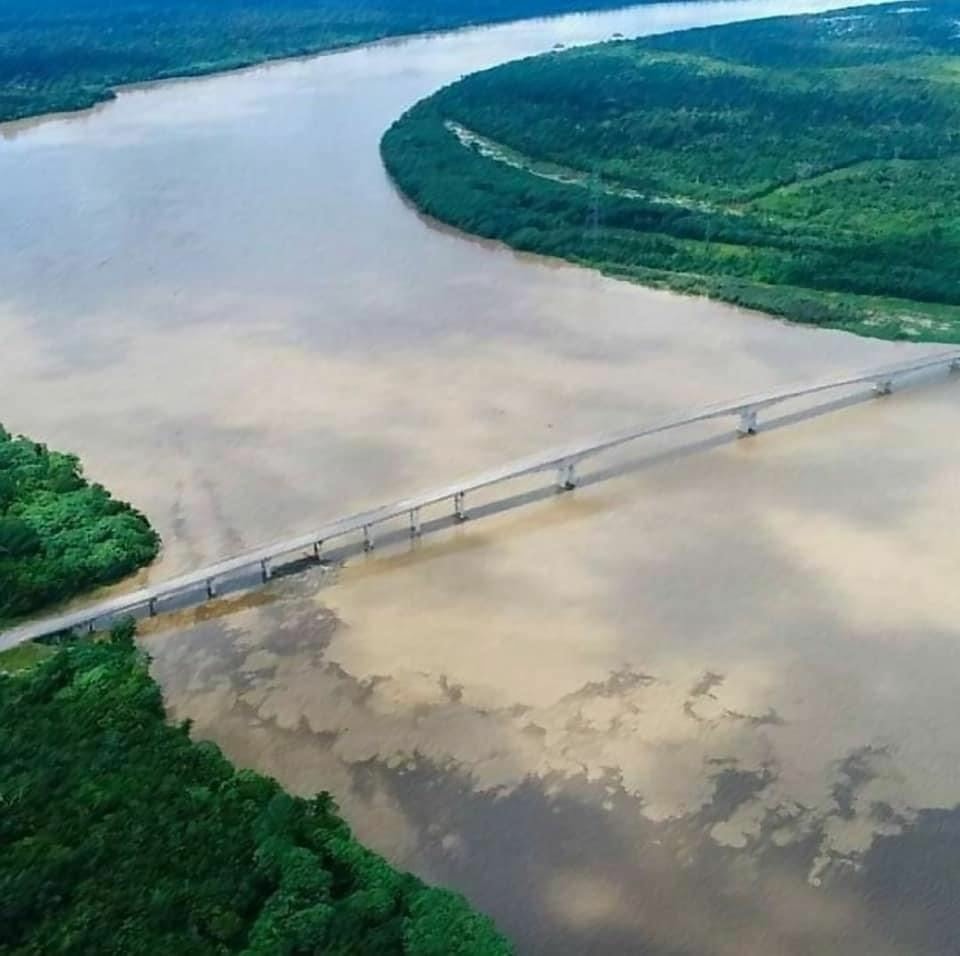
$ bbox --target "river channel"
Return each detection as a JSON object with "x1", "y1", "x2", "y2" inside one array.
[{"x1": 3, "y1": 1, "x2": 960, "y2": 952}]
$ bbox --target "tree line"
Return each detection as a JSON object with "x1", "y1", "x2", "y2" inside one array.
[
  {"x1": 381, "y1": 2, "x2": 960, "y2": 341},
  {"x1": 2, "y1": 0, "x2": 679, "y2": 123},
  {"x1": 0, "y1": 425, "x2": 159, "y2": 623},
  {"x1": 0, "y1": 621, "x2": 511, "y2": 954}
]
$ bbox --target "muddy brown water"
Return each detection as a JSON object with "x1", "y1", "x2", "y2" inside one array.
[{"x1": 3, "y1": 1, "x2": 960, "y2": 952}]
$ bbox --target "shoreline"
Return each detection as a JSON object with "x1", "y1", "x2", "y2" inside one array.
[
  {"x1": 0, "y1": 0, "x2": 682, "y2": 136},
  {"x1": 5, "y1": 1, "x2": 960, "y2": 948},
  {"x1": 376, "y1": 2, "x2": 960, "y2": 348},
  {"x1": 381, "y1": 145, "x2": 960, "y2": 346}
]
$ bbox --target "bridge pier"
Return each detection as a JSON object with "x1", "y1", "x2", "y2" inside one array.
[
  {"x1": 557, "y1": 461, "x2": 577, "y2": 490},
  {"x1": 7, "y1": 350, "x2": 960, "y2": 652},
  {"x1": 738, "y1": 408, "x2": 758, "y2": 437}
]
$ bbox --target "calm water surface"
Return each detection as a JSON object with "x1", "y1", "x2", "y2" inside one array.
[{"x1": 3, "y1": 1, "x2": 960, "y2": 952}]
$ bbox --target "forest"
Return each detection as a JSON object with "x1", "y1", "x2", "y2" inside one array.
[
  {"x1": 381, "y1": 2, "x2": 960, "y2": 341},
  {"x1": 1, "y1": 0, "x2": 677, "y2": 123},
  {"x1": 0, "y1": 432, "x2": 509, "y2": 950},
  {"x1": 0, "y1": 425, "x2": 159, "y2": 623},
  {"x1": 0, "y1": 621, "x2": 510, "y2": 954}
]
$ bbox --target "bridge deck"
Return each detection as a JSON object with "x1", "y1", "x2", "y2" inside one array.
[{"x1": 2, "y1": 349, "x2": 958, "y2": 651}]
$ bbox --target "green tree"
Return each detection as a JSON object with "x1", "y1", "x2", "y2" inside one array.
[
  {"x1": 0, "y1": 426, "x2": 159, "y2": 623},
  {"x1": 0, "y1": 638, "x2": 512, "y2": 954}
]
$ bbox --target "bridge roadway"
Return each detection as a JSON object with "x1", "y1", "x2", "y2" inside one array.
[{"x1": 3, "y1": 349, "x2": 959, "y2": 651}]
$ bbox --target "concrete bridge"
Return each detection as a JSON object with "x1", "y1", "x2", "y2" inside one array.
[{"x1": 3, "y1": 349, "x2": 959, "y2": 652}]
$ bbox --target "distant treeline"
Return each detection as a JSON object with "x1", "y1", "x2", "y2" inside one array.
[
  {"x1": 2, "y1": 0, "x2": 675, "y2": 123},
  {"x1": 381, "y1": 2, "x2": 960, "y2": 341},
  {"x1": 0, "y1": 622, "x2": 511, "y2": 954},
  {"x1": 0, "y1": 425, "x2": 158, "y2": 622}
]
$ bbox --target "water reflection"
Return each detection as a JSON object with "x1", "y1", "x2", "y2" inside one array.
[
  {"x1": 144, "y1": 375, "x2": 960, "y2": 954},
  {"x1": 3, "y1": 0, "x2": 957, "y2": 951}
]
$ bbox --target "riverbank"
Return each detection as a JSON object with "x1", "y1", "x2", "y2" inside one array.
[
  {"x1": 0, "y1": 425, "x2": 158, "y2": 625},
  {"x1": 0, "y1": 622, "x2": 510, "y2": 953},
  {"x1": 0, "y1": 0, "x2": 693, "y2": 125},
  {"x1": 380, "y1": 1, "x2": 960, "y2": 342},
  {"x1": 6, "y1": 2, "x2": 952, "y2": 951}
]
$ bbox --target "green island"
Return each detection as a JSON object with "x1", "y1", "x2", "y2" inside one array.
[
  {"x1": 0, "y1": 425, "x2": 159, "y2": 625},
  {"x1": 381, "y1": 1, "x2": 960, "y2": 341},
  {"x1": 0, "y1": 621, "x2": 509, "y2": 954},
  {"x1": 2, "y1": 0, "x2": 679, "y2": 124}
]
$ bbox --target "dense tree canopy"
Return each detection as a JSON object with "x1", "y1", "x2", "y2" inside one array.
[
  {"x1": 0, "y1": 622, "x2": 511, "y2": 954},
  {"x1": 1, "y1": 0, "x2": 680, "y2": 123},
  {"x1": 0, "y1": 425, "x2": 159, "y2": 623},
  {"x1": 381, "y1": 1, "x2": 960, "y2": 341}
]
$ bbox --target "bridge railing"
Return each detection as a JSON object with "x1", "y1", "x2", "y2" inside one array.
[{"x1": 2, "y1": 348, "x2": 958, "y2": 650}]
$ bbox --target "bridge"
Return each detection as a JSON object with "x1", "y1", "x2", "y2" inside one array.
[{"x1": 2, "y1": 349, "x2": 959, "y2": 652}]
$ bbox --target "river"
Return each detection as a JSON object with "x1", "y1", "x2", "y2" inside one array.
[{"x1": 3, "y1": 1, "x2": 960, "y2": 952}]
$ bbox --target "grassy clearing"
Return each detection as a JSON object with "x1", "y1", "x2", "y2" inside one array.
[{"x1": 0, "y1": 640, "x2": 55, "y2": 674}]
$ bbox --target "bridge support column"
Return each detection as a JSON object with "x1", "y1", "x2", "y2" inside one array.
[
  {"x1": 260, "y1": 559, "x2": 272, "y2": 583},
  {"x1": 363, "y1": 525, "x2": 374, "y2": 551},
  {"x1": 557, "y1": 461, "x2": 577, "y2": 491},
  {"x1": 205, "y1": 578, "x2": 217, "y2": 599},
  {"x1": 951, "y1": 359, "x2": 960, "y2": 374},
  {"x1": 409, "y1": 508, "x2": 421, "y2": 537},
  {"x1": 873, "y1": 379, "x2": 894, "y2": 396},
  {"x1": 454, "y1": 492, "x2": 466, "y2": 521},
  {"x1": 86, "y1": 620, "x2": 96, "y2": 635},
  {"x1": 737, "y1": 408, "x2": 758, "y2": 437},
  {"x1": 148, "y1": 598, "x2": 157, "y2": 617},
  {"x1": 313, "y1": 541, "x2": 324, "y2": 562}
]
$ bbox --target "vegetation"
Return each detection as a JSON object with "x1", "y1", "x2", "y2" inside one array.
[
  {"x1": 0, "y1": 425, "x2": 159, "y2": 623},
  {"x1": 381, "y1": 2, "x2": 960, "y2": 341},
  {"x1": 0, "y1": 621, "x2": 510, "y2": 954},
  {"x1": 0, "y1": 429, "x2": 506, "y2": 950},
  {"x1": 0, "y1": 641, "x2": 54, "y2": 675},
  {"x1": 1, "y1": 0, "x2": 683, "y2": 124}
]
